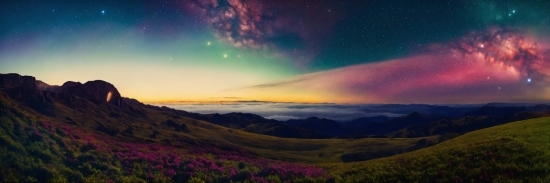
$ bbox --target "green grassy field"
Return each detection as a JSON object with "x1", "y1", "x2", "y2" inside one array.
[
  {"x1": 17, "y1": 92, "x2": 436, "y2": 164},
  {"x1": 323, "y1": 117, "x2": 550, "y2": 182},
  {"x1": 2, "y1": 89, "x2": 550, "y2": 182}
]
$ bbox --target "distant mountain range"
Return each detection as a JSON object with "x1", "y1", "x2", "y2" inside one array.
[{"x1": 182, "y1": 104, "x2": 550, "y2": 141}]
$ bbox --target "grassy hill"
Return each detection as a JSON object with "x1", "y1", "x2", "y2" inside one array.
[
  {"x1": 36, "y1": 92, "x2": 434, "y2": 164},
  {"x1": 0, "y1": 84, "x2": 434, "y2": 182},
  {"x1": 323, "y1": 117, "x2": 550, "y2": 182}
]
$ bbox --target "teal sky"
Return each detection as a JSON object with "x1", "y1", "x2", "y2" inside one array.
[{"x1": 1, "y1": 0, "x2": 550, "y2": 103}]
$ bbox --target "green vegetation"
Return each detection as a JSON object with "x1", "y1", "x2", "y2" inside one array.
[
  {"x1": 12, "y1": 89, "x2": 432, "y2": 164},
  {"x1": 0, "y1": 97, "x2": 328, "y2": 182},
  {"x1": 324, "y1": 117, "x2": 550, "y2": 182},
  {"x1": 1, "y1": 90, "x2": 550, "y2": 182}
]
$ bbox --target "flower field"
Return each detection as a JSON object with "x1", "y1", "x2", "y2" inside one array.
[
  {"x1": 1, "y1": 93, "x2": 550, "y2": 182},
  {"x1": 0, "y1": 109, "x2": 328, "y2": 182}
]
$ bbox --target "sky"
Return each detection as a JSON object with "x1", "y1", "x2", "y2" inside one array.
[{"x1": 1, "y1": 0, "x2": 550, "y2": 104}]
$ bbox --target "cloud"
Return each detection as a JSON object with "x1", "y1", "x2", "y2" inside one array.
[
  {"x1": 236, "y1": 28, "x2": 550, "y2": 104},
  {"x1": 264, "y1": 115, "x2": 301, "y2": 121},
  {"x1": 231, "y1": 78, "x2": 308, "y2": 90},
  {"x1": 158, "y1": 102, "x2": 405, "y2": 121}
]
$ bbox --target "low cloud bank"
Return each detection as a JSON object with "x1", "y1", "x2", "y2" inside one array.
[{"x1": 155, "y1": 102, "x2": 416, "y2": 121}]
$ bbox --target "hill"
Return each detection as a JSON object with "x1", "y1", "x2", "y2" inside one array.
[{"x1": 323, "y1": 117, "x2": 550, "y2": 182}]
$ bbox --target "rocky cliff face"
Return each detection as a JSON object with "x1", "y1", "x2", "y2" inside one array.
[
  {"x1": 0, "y1": 73, "x2": 38, "y2": 89},
  {"x1": 71, "y1": 80, "x2": 124, "y2": 107},
  {"x1": 0, "y1": 73, "x2": 54, "y2": 114},
  {"x1": 58, "y1": 80, "x2": 124, "y2": 107},
  {"x1": 0, "y1": 73, "x2": 124, "y2": 109}
]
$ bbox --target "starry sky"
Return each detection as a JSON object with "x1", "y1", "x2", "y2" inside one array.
[{"x1": 1, "y1": 0, "x2": 550, "y2": 103}]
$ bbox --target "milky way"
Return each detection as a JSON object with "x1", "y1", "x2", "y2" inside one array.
[
  {"x1": 243, "y1": 28, "x2": 550, "y2": 103},
  {"x1": 451, "y1": 28, "x2": 550, "y2": 82},
  {"x1": 185, "y1": 0, "x2": 341, "y2": 65},
  {"x1": 2, "y1": 0, "x2": 550, "y2": 103}
]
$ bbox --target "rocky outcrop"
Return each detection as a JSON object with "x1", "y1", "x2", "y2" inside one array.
[
  {"x1": 0, "y1": 73, "x2": 54, "y2": 115},
  {"x1": 36, "y1": 80, "x2": 61, "y2": 92},
  {"x1": 0, "y1": 73, "x2": 38, "y2": 89},
  {"x1": 59, "y1": 80, "x2": 124, "y2": 107},
  {"x1": 1, "y1": 73, "x2": 125, "y2": 111}
]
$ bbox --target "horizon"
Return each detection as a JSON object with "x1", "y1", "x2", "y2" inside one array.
[{"x1": 5, "y1": 72, "x2": 550, "y2": 105}]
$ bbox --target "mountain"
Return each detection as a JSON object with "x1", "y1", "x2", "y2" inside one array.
[
  {"x1": 344, "y1": 115, "x2": 392, "y2": 126},
  {"x1": 141, "y1": 106, "x2": 330, "y2": 139},
  {"x1": 179, "y1": 103, "x2": 550, "y2": 140},
  {"x1": 287, "y1": 117, "x2": 344, "y2": 136},
  {"x1": 357, "y1": 104, "x2": 478, "y2": 117}
]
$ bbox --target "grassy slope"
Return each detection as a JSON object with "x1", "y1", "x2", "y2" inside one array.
[
  {"x1": 1, "y1": 90, "x2": 434, "y2": 164},
  {"x1": 324, "y1": 117, "x2": 550, "y2": 182},
  {"x1": 0, "y1": 93, "x2": 329, "y2": 182},
  {"x1": 2, "y1": 89, "x2": 550, "y2": 182}
]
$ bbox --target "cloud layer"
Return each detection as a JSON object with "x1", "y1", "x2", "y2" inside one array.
[{"x1": 158, "y1": 102, "x2": 405, "y2": 121}]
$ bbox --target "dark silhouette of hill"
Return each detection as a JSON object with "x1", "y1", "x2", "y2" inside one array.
[
  {"x1": 139, "y1": 106, "x2": 330, "y2": 139},
  {"x1": 345, "y1": 115, "x2": 391, "y2": 126},
  {"x1": 168, "y1": 104, "x2": 550, "y2": 140},
  {"x1": 357, "y1": 104, "x2": 477, "y2": 117},
  {"x1": 140, "y1": 99, "x2": 550, "y2": 140},
  {"x1": 286, "y1": 117, "x2": 344, "y2": 136}
]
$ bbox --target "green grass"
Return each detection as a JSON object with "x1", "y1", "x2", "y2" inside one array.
[
  {"x1": 2, "y1": 90, "x2": 550, "y2": 182},
  {"x1": 323, "y1": 117, "x2": 550, "y2": 182},
  {"x1": 4, "y1": 91, "x2": 433, "y2": 164}
]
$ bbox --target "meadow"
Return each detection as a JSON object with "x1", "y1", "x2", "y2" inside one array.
[
  {"x1": 1, "y1": 90, "x2": 549, "y2": 182},
  {"x1": 324, "y1": 117, "x2": 550, "y2": 182}
]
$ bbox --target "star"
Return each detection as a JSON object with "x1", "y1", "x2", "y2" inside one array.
[
  {"x1": 102, "y1": 10, "x2": 105, "y2": 14},
  {"x1": 527, "y1": 78, "x2": 532, "y2": 83},
  {"x1": 207, "y1": 42, "x2": 211, "y2": 46},
  {"x1": 224, "y1": 54, "x2": 227, "y2": 58},
  {"x1": 512, "y1": 10, "x2": 516, "y2": 13}
]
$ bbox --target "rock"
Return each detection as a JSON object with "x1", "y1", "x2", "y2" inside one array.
[
  {"x1": 1, "y1": 73, "x2": 124, "y2": 110},
  {"x1": 35, "y1": 80, "x2": 60, "y2": 92},
  {"x1": 60, "y1": 80, "x2": 124, "y2": 107},
  {"x1": 0, "y1": 73, "x2": 54, "y2": 115},
  {"x1": 0, "y1": 73, "x2": 38, "y2": 89}
]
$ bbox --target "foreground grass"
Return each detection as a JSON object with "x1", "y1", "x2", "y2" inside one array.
[
  {"x1": 2, "y1": 89, "x2": 549, "y2": 182},
  {"x1": 26, "y1": 91, "x2": 433, "y2": 164},
  {"x1": 0, "y1": 94, "x2": 330, "y2": 182},
  {"x1": 323, "y1": 117, "x2": 550, "y2": 182}
]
